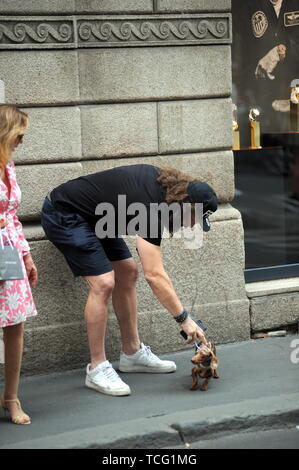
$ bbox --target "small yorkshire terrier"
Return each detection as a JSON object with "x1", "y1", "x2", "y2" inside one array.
[{"x1": 190, "y1": 341, "x2": 219, "y2": 391}]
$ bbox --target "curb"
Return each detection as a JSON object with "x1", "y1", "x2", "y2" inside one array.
[{"x1": 2, "y1": 392, "x2": 299, "y2": 449}]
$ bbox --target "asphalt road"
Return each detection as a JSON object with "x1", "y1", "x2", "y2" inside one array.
[{"x1": 167, "y1": 426, "x2": 299, "y2": 449}]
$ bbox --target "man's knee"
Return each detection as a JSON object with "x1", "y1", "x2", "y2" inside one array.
[
  {"x1": 115, "y1": 259, "x2": 139, "y2": 285},
  {"x1": 128, "y1": 261, "x2": 139, "y2": 283},
  {"x1": 86, "y1": 273, "x2": 115, "y2": 298}
]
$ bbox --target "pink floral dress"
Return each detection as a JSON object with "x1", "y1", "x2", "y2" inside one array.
[{"x1": 0, "y1": 160, "x2": 37, "y2": 327}]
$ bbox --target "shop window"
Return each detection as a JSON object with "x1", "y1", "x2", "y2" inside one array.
[{"x1": 232, "y1": 0, "x2": 299, "y2": 282}]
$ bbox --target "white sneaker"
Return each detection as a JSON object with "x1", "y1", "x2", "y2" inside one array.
[
  {"x1": 119, "y1": 343, "x2": 177, "y2": 373},
  {"x1": 85, "y1": 361, "x2": 131, "y2": 396}
]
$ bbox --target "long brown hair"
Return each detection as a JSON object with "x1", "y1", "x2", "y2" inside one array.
[
  {"x1": 0, "y1": 105, "x2": 29, "y2": 168},
  {"x1": 156, "y1": 166, "x2": 195, "y2": 204}
]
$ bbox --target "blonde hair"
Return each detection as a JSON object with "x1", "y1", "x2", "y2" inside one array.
[
  {"x1": 0, "y1": 105, "x2": 29, "y2": 168},
  {"x1": 156, "y1": 166, "x2": 194, "y2": 204}
]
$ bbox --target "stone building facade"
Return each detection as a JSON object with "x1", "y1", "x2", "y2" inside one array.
[{"x1": 0, "y1": 0, "x2": 253, "y2": 376}]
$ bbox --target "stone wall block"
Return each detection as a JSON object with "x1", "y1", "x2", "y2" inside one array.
[
  {"x1": 157, "y1": 0, "x2": 231, "y2": 12},
  {"x1": 81, "y1": 104, "x2": 158, "y2": 159},
  {"x1": 0, "y1": 1, "x2": 154, "y2": 15},
  {"x1": 0, "y1": 51, "x2": 79, "y2": 105},
  {"x1": 0, "y1": 1, "x2": 154, "y2": 14},
  {"x1": 23, "y1": 322, "x2": 89, "y2": 375},
  {"x1": 0, "y1": 1, "x2": 75, "y2": 14},
  {"x1": 16, "y1": 163, "x2": 83, "y2": 220},
  {"x1": 14, "y1": 107, "x2": 82, "y2": 164},
  {"x1": 250, "y1": 293, "x2": 299, "y2": 331},
  {"x1": 25, "y1": 240, "x2": 88, "y2": 328},
  {"x1": 76, "y1": 1, "x2": 153, "y2": 13},
  {"x1": 195, "y1": 298, "x2": 250, "y2": 344},
  {"x1": 79, "y1": 46, "x2": 231, "y2": 103},
  {"x1": 23, "y1": 224, "x2": 46, "y2": 242},
  {"x1": 158, "y1": 99, "x2": 233, "y2": 153}
]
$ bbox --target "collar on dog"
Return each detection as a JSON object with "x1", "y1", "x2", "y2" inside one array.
[
  {"x1": 194, "y1": 342, "x2": 212, "y2": 368},
  {"x1": 197, "y1": 363, "x2": 208, "y2": 369}
]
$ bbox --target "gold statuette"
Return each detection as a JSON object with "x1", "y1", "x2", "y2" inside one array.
[
  {"x1": 290, "y1": 85, "x2": 299, "y2": 131},
  {"x1": 232, "y1": 104, "x2": 240, "y2": 150},
  {"x1": 249, "y1": 108, "x2": 261, "y2": 149}
]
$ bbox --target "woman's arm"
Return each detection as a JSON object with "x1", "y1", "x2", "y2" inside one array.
[
  {"x1": 13, "y1": 213, "x2": 38, "y2": 287},
  {"x1": 13, "y1": 213, "x2": 30, "y2": 255}
]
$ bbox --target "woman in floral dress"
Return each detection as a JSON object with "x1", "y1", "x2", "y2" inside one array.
[{"x1": 0, "y1": 105, "x2": 38, "y2": 425}]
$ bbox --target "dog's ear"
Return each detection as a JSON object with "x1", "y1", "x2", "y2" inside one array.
[
  {"x1": 210, "y1": 358, "x2": 218, "y2": 369},
  {"x1": 191, "y1": 351, "x2": 202, "y2": 363},
  {"x1": 203, "y1": 351, "x2": 212, "y2": 360},
  {"x1": 210, "y1": 352, "x2": 218, "y2": 369}
]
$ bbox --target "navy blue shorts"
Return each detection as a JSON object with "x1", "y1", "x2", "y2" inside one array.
[{"x1": 41, "y1": 197, "x2": 132, "y2": 277}]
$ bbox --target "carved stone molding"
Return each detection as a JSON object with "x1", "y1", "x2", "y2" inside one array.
[
  {"x1": 0, "y1": 14, "x2": 231, "y2": 50},
  {"x1": 77, "y1": 15, "x2": 231, "y2": 47},
  {"x1": 0, "y1": 17, "x2": 75, "y2": 49}
]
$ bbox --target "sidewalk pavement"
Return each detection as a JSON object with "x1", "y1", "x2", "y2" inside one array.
[{"x1": 0, "y1": 335, "x2": 299, "y2": 449}]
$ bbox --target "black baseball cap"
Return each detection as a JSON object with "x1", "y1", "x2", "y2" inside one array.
[{"x1": 187, "y1": 181, "x2": 218, "y2": 232}]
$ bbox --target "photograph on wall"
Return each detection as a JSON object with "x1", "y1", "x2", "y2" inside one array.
[{"x1": 232, "y1": 0, "x2": 299, "y2": 274}]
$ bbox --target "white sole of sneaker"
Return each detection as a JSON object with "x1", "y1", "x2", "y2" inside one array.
[
  {"x1": 85, "y1": 377, "x2": 131, "y2": 396},
  {"x1": 118, "y1": 365, "x2": 177, "y2": 373}
]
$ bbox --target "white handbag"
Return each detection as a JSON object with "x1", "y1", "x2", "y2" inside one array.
[{"x1": 0, "y1": 229, "x2": 24, "y2": 280}]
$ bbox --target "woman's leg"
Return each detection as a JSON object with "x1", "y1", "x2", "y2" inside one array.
[
  {"x1": 2, "y1": 322, "x2": 30, "y2": 423},
  {"x1": 111, "y1": 258, "x2": 141, "y2": 355},
  {"x1": 84, "y1": 272, "x2": 115, "y2": 369}
]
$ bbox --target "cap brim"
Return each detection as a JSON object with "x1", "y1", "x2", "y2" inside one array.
[{"x1": 203, "y1": 217, "x2": 211, "y2": 232}]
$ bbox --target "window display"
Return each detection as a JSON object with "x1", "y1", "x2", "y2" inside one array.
[{"x1": 232, "y1": 0, "x2": 299, "y2": 281}]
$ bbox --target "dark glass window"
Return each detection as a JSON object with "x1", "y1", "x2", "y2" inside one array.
[{"x1": 232, "y1": 0, "x2": 299, "y2": 282}]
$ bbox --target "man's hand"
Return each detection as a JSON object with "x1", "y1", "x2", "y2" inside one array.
[
  {"x1": 23, "y1": 253, "x2": 38, "y2": 288},
  {"x1": 181, "y1": 316, "x2": 208, "y2": 345}
]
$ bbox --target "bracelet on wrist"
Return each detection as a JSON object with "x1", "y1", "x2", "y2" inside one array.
[{"x1": 173, "y1": 309, "x2": 189, "y2": 323}]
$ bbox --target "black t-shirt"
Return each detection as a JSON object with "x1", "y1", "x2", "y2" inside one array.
[{"x1": 50, "y1": 164, "x2": 166, "y2": 246}]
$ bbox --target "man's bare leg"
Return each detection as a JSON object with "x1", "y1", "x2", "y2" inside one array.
[
  {"x1": 84, "y1": 272, "x2": 115, "y2": 369},
  {"x1": 111, "y1": 258, "x2": 140, "y2": 355}
]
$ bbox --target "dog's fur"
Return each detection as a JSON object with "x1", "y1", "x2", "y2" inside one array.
[{"x1": 190, "y1": 341, "x2": 219, "y2": 391}]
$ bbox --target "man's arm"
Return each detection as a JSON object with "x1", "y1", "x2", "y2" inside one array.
[{"x1": 136, "y1": 236, "x2": 207, "y2": 344}]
